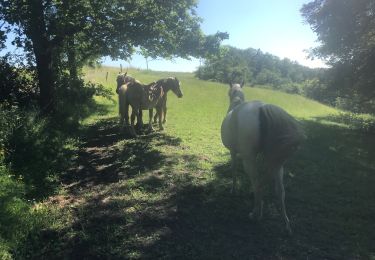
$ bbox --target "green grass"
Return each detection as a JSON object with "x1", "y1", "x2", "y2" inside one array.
[{"x1": 11, "y1": 66, "x2": 375, "y2": 259}]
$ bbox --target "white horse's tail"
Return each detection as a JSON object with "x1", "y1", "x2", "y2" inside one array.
[{"x1": 259, "y1": 104, "x2": 305, "y2": 164}]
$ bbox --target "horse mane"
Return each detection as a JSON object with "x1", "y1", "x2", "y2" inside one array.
[{"x1": 259, "y1": 104, "x2": 305, "y2": 163}]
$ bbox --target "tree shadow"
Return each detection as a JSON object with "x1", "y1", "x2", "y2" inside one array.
[
  {"x1": 61, "y1": 117, "x2": 180, "y2": 191},
  {"x1": 20, "y1": 116, "x2": 375, "y2": 259}
]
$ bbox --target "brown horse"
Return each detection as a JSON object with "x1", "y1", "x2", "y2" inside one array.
[
  {"x1": 117, "y1": 72, "x2": 142, "y2": 132},
  {"x1": 152, "y1": 77, "x2": 183, "y2": 127},
  {"x1": 118, "y1": 76, "x2": 183, "y2": 136}
]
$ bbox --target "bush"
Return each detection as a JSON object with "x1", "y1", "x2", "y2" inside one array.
[
  {"x1": 55, "y1": 73, "x2": 112, "y2": 127},
  {"x1": 0, "y1": 57, "x2": 38, "y2": 107},
  {"x1": 302, "y1": 79, "x2": 335, "y2": 105}
]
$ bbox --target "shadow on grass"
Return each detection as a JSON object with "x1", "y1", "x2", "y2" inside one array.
[
  {"x1": 61, "y1": 118, "x2": 177, "y2": 190},
  {"x1": 18, "y1": 116, "x2": 375, "y2": 259}
]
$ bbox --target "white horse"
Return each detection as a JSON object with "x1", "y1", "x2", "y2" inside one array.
[{"x1": 221, "y1": 83, "x2": 304, "y2": 234}]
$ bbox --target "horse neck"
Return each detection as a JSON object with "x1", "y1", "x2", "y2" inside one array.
[{"x1": 162, "y1": 80, "x2": 172, "y2": 93}]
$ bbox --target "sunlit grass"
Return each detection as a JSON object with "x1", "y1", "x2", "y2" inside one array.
[{"x1": 82, "y1": 66, "x2": 346, "y2": 164}]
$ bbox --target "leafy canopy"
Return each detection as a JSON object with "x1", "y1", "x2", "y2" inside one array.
[
  {"x1": 0, "y1": 0, "x2": 227, "y2": 64},
  {"x1": 301, "y1": 0, "x2": 375, "y2": 109}
]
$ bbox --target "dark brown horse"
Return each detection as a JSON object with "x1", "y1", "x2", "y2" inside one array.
[
  {"x1": 152, "y1": 77, "x2": 183, "y2": 128},
  {"x1": 118, "y1": 76, "x2": 182, "y2": 136}
]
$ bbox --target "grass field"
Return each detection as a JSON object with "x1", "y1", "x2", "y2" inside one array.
[{"x1": 17, "y1": 66, "x2": 375, "y2": 259}]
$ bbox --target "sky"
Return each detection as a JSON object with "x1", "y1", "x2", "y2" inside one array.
[{"x1": 103, "y1": 0, "x2": 325, "y2": 72}]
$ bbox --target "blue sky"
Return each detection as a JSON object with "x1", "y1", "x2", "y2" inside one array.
[{"x1": 103, "y1": 0, "x2": 324, "y2": 72}]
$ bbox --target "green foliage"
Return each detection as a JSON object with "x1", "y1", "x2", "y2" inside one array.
[
  {"x1": 301, "y1": 0, "x2": 375, "y2": 113},
  {"x1": 55, "y1": 73, "x2": 113, "y2": 126},
  {"x1": 195, "y1": 46, "x2": 251, "y2": 83},
  {"x1": 0, "y1": 147, "x2": 56, "y2": 259},
  {"x1": 0, "y1": 57, "x2": 38, "y2": 107},
  {"x1": 196, "y1": 46, "x2": 322, "y2": 92},
  {"x1": 3, "y1": 109, "x2": 68, "y2": 198},
  {"x1": 302, "y1": 78, "x2": 335, "y2": 104}
]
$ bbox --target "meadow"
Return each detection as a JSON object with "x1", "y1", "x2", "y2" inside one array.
[{"x1": 10, "y1": 66, "x2": 375, "y2": 259}]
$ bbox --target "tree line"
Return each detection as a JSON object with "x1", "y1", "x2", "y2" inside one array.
[{"x1": 195, "y1": 45, "x2": 324, "y2": 95}]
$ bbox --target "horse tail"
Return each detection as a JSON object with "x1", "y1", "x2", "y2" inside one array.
[
  {"x1": 258, "y1": 104, "x2": 304, "y2": 164},
  {"x1": 118, "y1": 84, "x2": 128, "y2": 117}
]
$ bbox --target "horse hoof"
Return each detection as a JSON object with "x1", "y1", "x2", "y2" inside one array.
[
  {"x1": 162, "y1": 120, "x2": 167, "y2": 124},
  {"x1": 159, "y1": 126, "x2": 164, "y2": 131}
]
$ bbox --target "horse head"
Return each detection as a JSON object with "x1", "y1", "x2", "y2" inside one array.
[
  {"x1": 169, "y1": 77, "x2": 183, "y2": 98},
  {"x1": 228, "y1": 82, "x2": 245, "y2": 112},
  {"x1": 116, "y1": 72, "x2": 136, "y2": 93}
]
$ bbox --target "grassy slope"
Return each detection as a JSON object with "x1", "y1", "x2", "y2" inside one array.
[
  {"x1": 20, "y1": 66, "x2": 374, "y2": 259},
  {"x1": 84, "y1": 66, "x2": 339, "y2": 160}
]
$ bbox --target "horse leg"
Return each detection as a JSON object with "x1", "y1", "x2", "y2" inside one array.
[
  {"x1": 163, "y1": 100, "x2": 167, "y2": 124},
  {"x1": 148, "y1": 109, "x2": 154, "y2": 131},
  {"x1": 130, "y1": 108, "x2": 137, "y2": 137},
  {"x1": 119, "y1": 113, "x2": 124, "y2": 129},
  {"x1": 136, "y1": 108, "x2": 143, "y2": 130},
  {"x1": 230, "y1": 150, "x2": 238, "y2": 194},
  {"x1": 157, "y1": 106, "x2": 164, "y2": 130},
  {"x1": 124, "y1": 103, "x2": 130, "y2": 127},
  {"x1": 242, "y1": 156, "x2": 263, "y2": 220},
  {"x1": 153, "y1": 110, "x2": 158, "y2": 124},
  {"x1": 274, "y1": 166, "x2": 292, "y2": 234}
]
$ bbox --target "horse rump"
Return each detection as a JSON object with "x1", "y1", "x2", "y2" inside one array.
[{"x1": 258, "y1": 104, "x2": 304, "y2": 165}]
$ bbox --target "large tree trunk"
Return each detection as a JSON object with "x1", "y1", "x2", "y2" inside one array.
[
  {"x1": 34, "y1": 48, "x2": 55, "y2": 112},
  {"x1": 67, "y1": 37, "x2": 78, "y2": 81},
  {"x1": 28, "y1": 0, "x2": 56, "y2": 113}
]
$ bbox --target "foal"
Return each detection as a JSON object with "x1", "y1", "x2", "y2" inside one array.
[{"x1": 221, "y1": 82, "x2": 304, "y2": 233}]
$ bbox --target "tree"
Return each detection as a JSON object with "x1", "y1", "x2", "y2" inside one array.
[
  {"x1": 196, "y1": 45, "x2": 320, "y2": 89},
  {"x1": 301, "y1": 0, "x2": 375, "y2": 111},
  {"x1": 0, "y1": 0, "x2": 227, "y2": 112}
]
